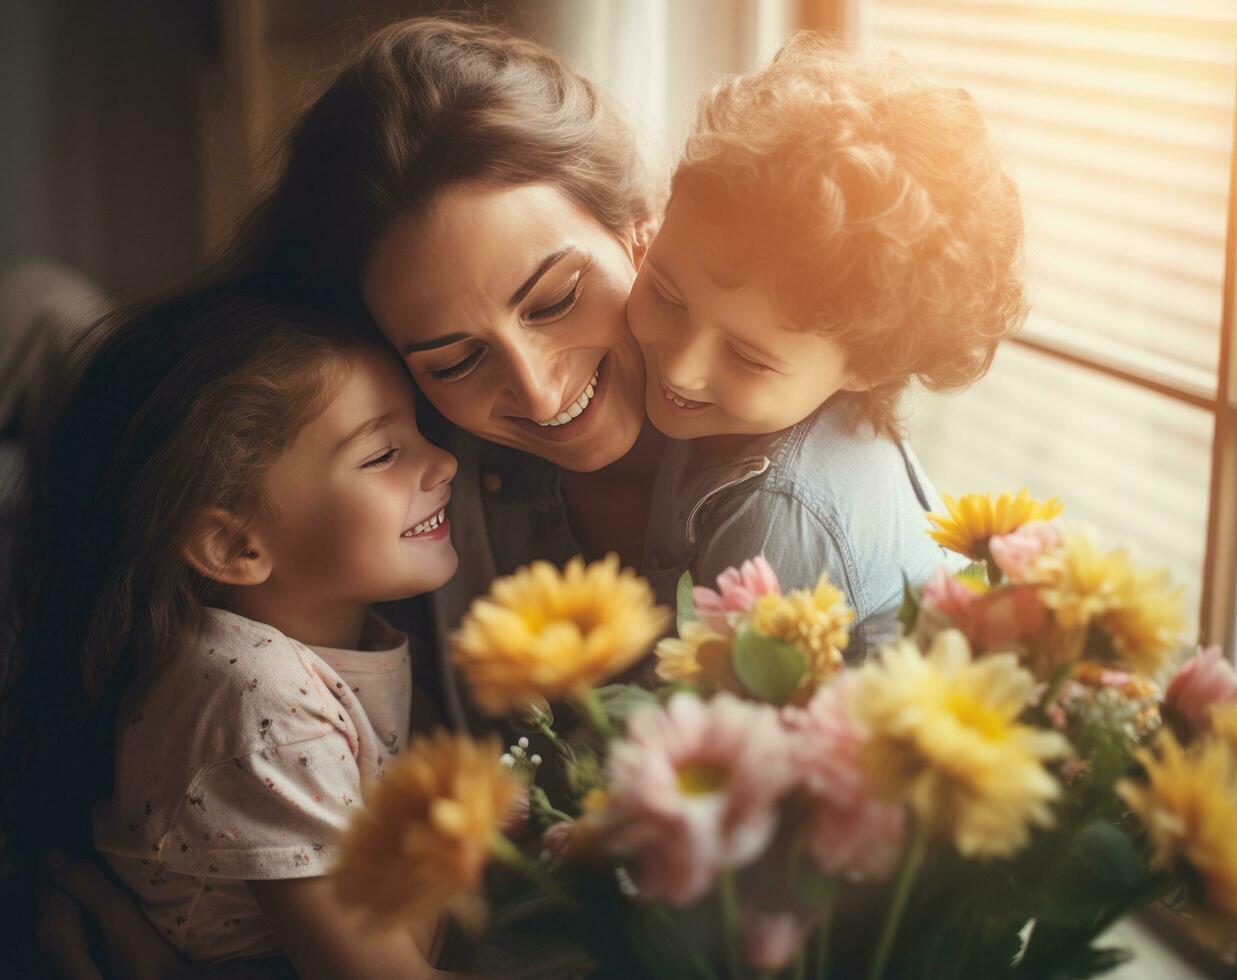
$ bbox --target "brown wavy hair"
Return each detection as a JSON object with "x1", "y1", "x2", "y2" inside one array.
[
  {"x1": 227, "y1": 16, "x2": 655, "y2": 310},
  {"x1": 673, "y1": 33, "x2": 1028, "y2": 438},
  {"x1": 1, "y1": 286, "x2": 384, "y2": 878}
]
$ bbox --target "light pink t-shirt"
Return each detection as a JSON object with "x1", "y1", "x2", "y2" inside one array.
[{"x1": 93, "y1": 607, "x2": 413, "y2": 963}]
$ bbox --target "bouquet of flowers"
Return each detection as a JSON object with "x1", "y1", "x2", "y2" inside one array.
[{"x1": 334, "y1": 491, "x2": 1237, "y2": 978}]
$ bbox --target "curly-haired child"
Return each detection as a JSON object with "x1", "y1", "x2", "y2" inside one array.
[{"x1": 628, "y1": 33, "x2": 1027, "y2": 658}]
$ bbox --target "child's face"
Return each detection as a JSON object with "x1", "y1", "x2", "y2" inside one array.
[
  {"x1": 255, "y1": 347, "x2": 458, "y2": 606},
  {"x1": 627, "y1": 191, "x2": 860, "y2": 441}
]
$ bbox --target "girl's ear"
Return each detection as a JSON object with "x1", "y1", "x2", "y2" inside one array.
[{"x1": 182, "y1": 507, "x2": 272, "y2": 587}]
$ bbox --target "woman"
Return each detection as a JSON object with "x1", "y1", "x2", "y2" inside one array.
[
  {"x1": 29, "y1": 16, "x2": 664, "y2": 977},
  {"x1": 231, "y1": 16, "x2": 669, "y2": 732}
]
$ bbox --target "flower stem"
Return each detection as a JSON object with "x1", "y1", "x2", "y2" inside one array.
[
  {"x1": 867, "y1": 819, "x2": 928, "y2": 980},
  {"x1": 812, "y1": 879, "x2": 838, "y2": 978},
  {"x1": 488, "y1": 833, "x2": 571, "y2": 903},
  {"x1": 718, "y1": 870, "x2": 743, "y2": 980},
  {"x1": 1037, "y1": 663, "x2": 1072, "y2": 716},
  {"x1": 575, "y1": 687, "x2": 617, "y2": 742},
  {"x1": 536, "y1": 718, "x2": 578, "y2": 765},
  {"x1": 984, "y1": 557, "x2": 1001, "y2": 587}
]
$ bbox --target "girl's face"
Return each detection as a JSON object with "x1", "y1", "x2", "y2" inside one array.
[
  {"x1": 363, "y1": 182, "x2": 648, "y2": 473},
  {"x1": 626, "y1": 190, "x2": 860, "y2": 441},
  {"x1": 256, "y1": 347, "x2": 458, "y2": 606}
]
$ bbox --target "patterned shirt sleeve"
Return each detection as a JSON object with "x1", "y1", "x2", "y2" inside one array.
[{"x1": 158, "y1": 729, "x2": 363, "y2": 880}]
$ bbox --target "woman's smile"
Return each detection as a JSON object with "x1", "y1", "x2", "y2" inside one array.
[
  {"x1": 364, "y1": 183, "x2": 649, "y2": 473},
  {"x1": 510, "y1": 353, "x2": 609, "y2": 442}
]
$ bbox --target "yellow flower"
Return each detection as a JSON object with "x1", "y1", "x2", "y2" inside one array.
[
  {"x1": 1118, "y1": 731, "x2": 1237, "y2": 923},
  {"x1": 335, "y1": 731, "x2": 518, "y2": 932},
  {"x1": 452, "y1": 554, "x2": 670, "y2": 715},
  {"x1": 928, "y1": 489, "x2": 1063, "y2": 560},
  {"x1": 654, "y1": 620, "x2": 745, "y2": 694},
  {"x1": 850, "y1": 630, "x2": 1071, "y2": 858},
  {"x1": 751, "y1": 573, "x2": 854, "y2": 695},
  {"x1": 1034, "y1": 530, "x2": 1184, "y2": 676},
  {"x1": 1103, "y1": 566, "x2": 1187, "y2": 677},
  {"x1": 1211, "y1": 703, "x2": 1237, "y2": 754}
]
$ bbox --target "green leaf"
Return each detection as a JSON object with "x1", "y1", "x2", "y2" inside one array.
[
  {"x1": 959, "y1": 562, "x2": 989, "y2": 585},
  {"x1": 897, "y1": 573, "x2": 921, "y2": 633},
  {"x1": 595, "y1": 684, "x2": 660, "y2": 725},
  {"x1": 731, "y1": 626, "x2": 807, "y2": 705},
  {"x1": 676, "y1": 570, "x2": 696, "y2": 632}
]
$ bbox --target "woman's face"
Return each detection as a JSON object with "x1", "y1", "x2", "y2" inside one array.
[{"x1": 363, "y1": 183, "x2": 648, "y2": 472}]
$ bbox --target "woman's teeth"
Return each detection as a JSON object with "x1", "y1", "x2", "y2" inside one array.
[
  {"x1": 536, "y1": 369, "x2": 599, "y2": 427},
  {"x1": 403, "y1": 509, "x2": 446, "y2": 537}
]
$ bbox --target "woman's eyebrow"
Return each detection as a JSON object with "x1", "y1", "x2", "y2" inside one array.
[
  {"x1": 402, "y1": 332, "x2": 471, "y2": 356},
  {"x1": 508, "y1": 246, "x2": 580, "y2": 306},
  {"x1": 400, "y1": 246, "x2": 582, "y2": 356}
]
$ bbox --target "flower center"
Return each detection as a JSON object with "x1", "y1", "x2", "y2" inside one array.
[
  {"x1": 945, "y1": 689, "x2": 1008, "y2": 742},
  {"x1": 677, "y1": 762, "x2": 730, "y2": 796}
]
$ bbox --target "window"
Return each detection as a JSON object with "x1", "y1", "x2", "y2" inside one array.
[{"x1": 850, "y1": 0, "x2": 1237, "y2": 651}]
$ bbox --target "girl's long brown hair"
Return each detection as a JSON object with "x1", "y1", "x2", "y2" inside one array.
[{"x1": 1, "y1": 285, "x2": 381, "y2": 883}]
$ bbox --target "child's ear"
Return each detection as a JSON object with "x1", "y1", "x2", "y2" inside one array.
[
  {"x1": 182, "y1": 507, "x2": 272, "y2": 587},
  {"x1": 627, "y1": 218, "x2": 659, "y2": 270}
]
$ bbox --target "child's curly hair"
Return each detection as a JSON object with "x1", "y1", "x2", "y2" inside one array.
[{"x1": 673, "y1": 33, "x2": 1028, "y2": 438}]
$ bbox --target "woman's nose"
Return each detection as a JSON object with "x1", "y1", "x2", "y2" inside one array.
[{"x1": 499, "y1": 343, "x2": 567, "y2": 423}]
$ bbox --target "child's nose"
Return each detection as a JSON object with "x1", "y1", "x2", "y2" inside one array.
[
  {"x1": 660, "y1": 326, "x2": 713, "y2": 390},
  {"x1": 420, "y1": 445, "x2": 457, "y2": 492}
]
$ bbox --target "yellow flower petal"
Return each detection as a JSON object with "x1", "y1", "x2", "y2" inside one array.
[
  {"x1": 850, "y1": 630, "x2": 1070, "y2": 858},
  {"x1": 927, "y1": 489, "x2": 1063, "y2": 560},
  {"x1": 1118, "y1": 731, "x2": 1237, "y2": 921},
  {"x1": 335, "y1": 731, "x2": 517, "y2": 932},
  {"x1": 452, "y1": 555, "x2": 670, "y2": 715}
]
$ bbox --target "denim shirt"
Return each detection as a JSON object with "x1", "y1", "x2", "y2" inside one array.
[
  {"x1": 390, "y1": 402, "x2": 956, "y2": 729},
  {"x1": 641, "y1": 397, "x2": 959, "y2": 662}
]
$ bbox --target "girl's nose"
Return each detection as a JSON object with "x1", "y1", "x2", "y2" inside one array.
[{"x1": 420, "y1": 443, "x2": 457, "y2": 492}]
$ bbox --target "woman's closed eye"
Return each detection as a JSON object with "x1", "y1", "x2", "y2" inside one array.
[
  {"x1": 362, "y1": 446, "x2": 399, "y2": 469},
  {"x1": 526, "y1": 272, "x2": 582, "y2": 323},
  {"x1": 428, "y1": 347, "x2": 485, "y2": 382}
]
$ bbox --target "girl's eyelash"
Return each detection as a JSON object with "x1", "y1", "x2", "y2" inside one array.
[
  {"x1": 362, "y1": 447, "x2": 398, "y2": 469},
  {"x1": 429, "y1": 348, "x2": 484, "y2": 381},
  {"x1": 527, "y1": 273, "x2": 582, "y2": 322}
]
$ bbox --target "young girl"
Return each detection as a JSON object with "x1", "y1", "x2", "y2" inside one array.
[
  {"x1": 5, "y1": 285, "x2": 466, "y2": 977},
  {"x1": 627, "y1": 34, "x2": 1027, "y2": 658}
]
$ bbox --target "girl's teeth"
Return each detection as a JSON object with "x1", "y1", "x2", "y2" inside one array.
[
  {"x1": 537, "y1": 370, "x2": 599, "y2": 427},
  {"x1": 404, "y1": 509, "x2": 446, "y2": 537}
]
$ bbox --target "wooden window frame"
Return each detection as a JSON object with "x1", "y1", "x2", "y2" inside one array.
[{"x1": 803, "y1": 0, "x2": 1237, "y2": 653}]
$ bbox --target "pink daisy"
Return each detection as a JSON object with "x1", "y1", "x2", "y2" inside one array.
[
  {"x1": 1166, "y1": 646, "x2": 1237, "y2": 737},
  {"x1": 605, "y1": 692, "x2": 794, "y2": 904},
  {"x1": 693, "y1": 556, "x2": 781, "y2": 635},
  {"x1": 782, "y1": 680, "x2": 906, "y2": 882}
]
